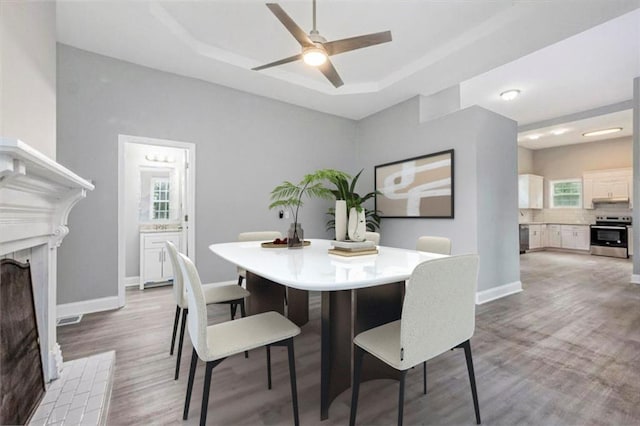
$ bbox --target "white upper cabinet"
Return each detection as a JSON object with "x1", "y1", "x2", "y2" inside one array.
[
  {"x1": 519, "y1": 174, "x2": 544, "y2": 209},
  {"x1": 583, "y1": 168, "x2": 632, "y2": 209}
]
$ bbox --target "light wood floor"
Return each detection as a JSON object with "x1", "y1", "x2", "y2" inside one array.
[{"x1": 58, "y1": 252, "x2": 640, "y2": 425}]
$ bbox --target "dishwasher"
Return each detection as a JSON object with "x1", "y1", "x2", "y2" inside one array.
[{"x1": 519, "y1": 224, "x2": 529, "y2": 254}]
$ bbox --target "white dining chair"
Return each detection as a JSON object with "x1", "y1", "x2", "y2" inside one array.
[
  {"x1": 364, "y1": 231, "x2": 380, "y2": 245},
  {"x1": 415, "y1": 235, "x2": 453, "y2": 388},
  {"x1": 416, "y1": 236, "x2": 451, "y2": 255},
  {"x1": 165, "y1": 241, "x2": 250, "y2": 380},
  {"x1": 177, "y1": 252, "x2": 301, "y2": 426},
  {"x1": 349, "y1": 255, "x2": 480, "y2": 426},
  {"x1": 236, "y1": 231, "x2": 283, "y2": 286}
]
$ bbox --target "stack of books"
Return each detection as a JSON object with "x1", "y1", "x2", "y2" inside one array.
[{"x1": 328, "y1": 240, "x2": 378, "y2": 257}]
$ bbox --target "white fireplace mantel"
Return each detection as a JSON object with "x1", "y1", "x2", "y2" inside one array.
[{"x1": 0, "y1": 138, "x2": 94, "y2": 381}]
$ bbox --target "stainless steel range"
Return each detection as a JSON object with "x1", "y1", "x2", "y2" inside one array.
[{"x1": 590, "y1": 215, "x2": 631, "y2": 258}]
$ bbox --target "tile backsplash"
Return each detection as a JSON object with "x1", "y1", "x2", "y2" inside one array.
[{"x1": 522, "y1": 203, "x2": 631, "y2": 224}]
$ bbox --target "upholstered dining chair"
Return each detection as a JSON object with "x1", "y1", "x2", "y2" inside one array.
[
  {"x1": 236, "y1": 231, "x2": 283, "y2": 286},
  {"x1": 364, "y1": 231, "x2": 380, "y2": 245},
  {"x1": 177, "y1": 252, "x2": 301, "y2": 426},
  {"x1": 349, "y1": 255, "x2": 481, "y2": 426},
  {"x1": 414, "y1": 236, "x2": 453, "y2": 390},
  {"x1": 416, "y1": 236, "x2": 451, "y2": 255},
  {"x1": 165, "y1": 241, "x2": 250, "y2": 380}
]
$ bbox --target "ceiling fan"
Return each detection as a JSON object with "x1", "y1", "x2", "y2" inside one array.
[{"x1": 252, "y1": 0, "x2": 392, "y2": 88}]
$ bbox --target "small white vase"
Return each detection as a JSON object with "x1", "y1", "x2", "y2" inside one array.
[
  {"x1": 348, "y1": 207, "x2": 366, "y2": 242},
  {"x1": 334, "y1": 200, "x2": 347, "y2": 241}
]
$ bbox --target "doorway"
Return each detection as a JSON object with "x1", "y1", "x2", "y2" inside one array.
[{"x1": 117, "y1": 135, "x2": 196, "y2": 306}]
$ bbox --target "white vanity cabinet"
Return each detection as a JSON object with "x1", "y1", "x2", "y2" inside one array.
[
  {"x1": 519, "y1": 174, "x2": 544, "y2": 209},
  {"x1": 560, "y1": 225, "x2": 589, "y2": 251},
  {"x1": 140, "y1": 232, "x2": 182, "y2": 289}
]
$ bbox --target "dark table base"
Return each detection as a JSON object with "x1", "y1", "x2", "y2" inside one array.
[{"x1": 245, "y1": 272, "x2": 404, "y2": 421}]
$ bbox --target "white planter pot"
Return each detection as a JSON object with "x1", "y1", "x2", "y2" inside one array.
[
  {"x1": 348, "y1": 207, "x2": 366, "y2": 242},
  {"x1": 334, "y1": 200, "x2": 347, "y2": 241}
]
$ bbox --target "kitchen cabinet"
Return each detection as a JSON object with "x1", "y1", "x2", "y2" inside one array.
[
  {"x1": 583, "y1": 168, "x2": 632, "y2": 209},
  {"x1": 560, "y1": 225, "x2": 589, "y2": 251},
  {"x1": 546, "y1": 225, "x2": 562, "y2": 248},
  {"x1": 529, "y1": 224, "x2": 543, "y2": 249},
  {"x1": 140, "y1": 232, "x2": 182, "y2": 289},
  {"x1": 519, "y1": 174, "x2": 543, "y2": 209},
  {"x1": 629, "y1": 226, "x2": 634, "y2": 256}
]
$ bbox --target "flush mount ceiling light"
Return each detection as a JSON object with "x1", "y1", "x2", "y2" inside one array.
[
  {"x1": 582, "y1": 127, "x2": 623, "y2": 137},
  {"x1": 302, "y1": 45, "x2": 327, "y2": 66},
  {"x1": 550, "y1": 128, "x2": 569, "y2": 136},
  {"x1": 500, "y1": 89, "x2": 520, "y2": 101},
  {"x1": 528, "y1": 134, "x2": 542, "y2": 140}
]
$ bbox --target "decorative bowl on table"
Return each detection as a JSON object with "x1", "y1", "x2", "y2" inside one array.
[{"x1": 261, "y1": 238, "x2": 311, "y2": 248}]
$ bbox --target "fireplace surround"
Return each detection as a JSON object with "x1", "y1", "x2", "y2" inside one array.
[{"x1": 0, "y1": 138, "x2": 94, "y2": 382}]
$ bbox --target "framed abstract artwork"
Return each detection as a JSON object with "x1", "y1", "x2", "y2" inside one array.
[{"x1": 375, "y1": 149, "x2": 454, "y2": 218}]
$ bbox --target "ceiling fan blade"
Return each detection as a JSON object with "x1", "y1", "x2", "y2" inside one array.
[
  {"x1": 318, "y1": 59, "x2": 344, "y2": 88},
  {"x1": 266, "y1": 3, "x2": 313, "y2": 47},
  {"x1": 252, "y1": 54, "x2": 303, "y2": 71},
  {"x1": 323, "y1": 30, "x2": 392, "y2": 56}
]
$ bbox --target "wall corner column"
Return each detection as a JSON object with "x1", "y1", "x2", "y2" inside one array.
[{"x1": 632, "y1": 76, "x2": 640, "y2": 284}]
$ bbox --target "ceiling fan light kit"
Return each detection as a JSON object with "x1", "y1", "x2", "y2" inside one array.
[
  {"x1": 303, "y1": 46, "x2": 327, "y2": 66},
  {"x1": 252, "y1": 0, "x2": 392, "y2": 88}
]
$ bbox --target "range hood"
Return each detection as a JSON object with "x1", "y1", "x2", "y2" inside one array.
[{"x1": 592, "y1": 197, "x2": 630, "y2": 204}]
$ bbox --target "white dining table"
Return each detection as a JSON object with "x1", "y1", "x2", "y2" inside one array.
[{"x1": 209, "y1": 238, "x2": 447, "y2": 420}]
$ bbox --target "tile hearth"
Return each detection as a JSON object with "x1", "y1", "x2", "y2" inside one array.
[{"x1": 29, "y1": 351, "x2": 114, "y2": 426}]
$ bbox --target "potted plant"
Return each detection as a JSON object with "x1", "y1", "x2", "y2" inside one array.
[
  {"x1": 269, "y1": 169, "x2": 350, "y2": 248},
  {"x1": 326, "y1": 169, "x2": 381, "y2": 241}
]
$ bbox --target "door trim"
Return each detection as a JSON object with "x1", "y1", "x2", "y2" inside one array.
[{"x1": 117, "y1": 134, "x2": 196, "y2": 307}]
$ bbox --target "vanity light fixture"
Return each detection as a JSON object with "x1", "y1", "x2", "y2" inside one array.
[
  {"x1": 550, "y1": 128, "x2": 569, "y2": 136},
  {"x1": 500, "y1": 89, "x2": 520, "y2": 101},
  {"x1": 145, "y1": 154, "x2": 175, "y2": 163},
  {"x1": 582, "y1": 127, "x2": 622, "y2": 137},
  {"x1": 527, "y1": 134, "x2": 542, "y2": 140}
]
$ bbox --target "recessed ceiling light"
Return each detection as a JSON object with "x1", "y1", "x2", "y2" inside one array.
[
  {"x1": 528, "y1": 134, "x2": 542, "y2": 140},
  {"x1": 550, "y1": 128, "x2": 569, "y2": 136},
  {"x1": 582, "y1": 127, "x2": 622, "y2": 137},
  {"x1": 500, "y1": 89, "x2": 521, "y2": 101}
]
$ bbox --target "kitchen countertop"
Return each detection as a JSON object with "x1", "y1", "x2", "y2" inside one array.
[
  {"x1": 139, "y1": 227, "x2": 182, "y2": 233},
  {"x1": 519, "y1": 222, "x2": 592, "y2": 226}
]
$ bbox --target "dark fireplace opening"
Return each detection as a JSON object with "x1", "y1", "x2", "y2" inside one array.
[{"x1": 1, "y1": 259, "x2": 45, "y2": 425}]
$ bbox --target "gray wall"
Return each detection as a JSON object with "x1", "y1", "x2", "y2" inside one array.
[
  {"x1": 533, "y1": 137, "x2": 632, "y2": 178},
  {"x1": 57, "y1": 45, "x2": 356, "y2": 304},
  {"x1": 1, "y1": 1, "x2": 56, "y2": 159},
  {"x1": 633, "y1": 76, "x2": 639, "y2": 279},
  {"x1": 356, "y1": 96, "x2": 520, "y2": 292},
  {"x1": 518, "y1": 147, "x2": 534, "y2": 174},
  {"x1": 475, "y1": 109, "x2": 520, "y2": 292}
]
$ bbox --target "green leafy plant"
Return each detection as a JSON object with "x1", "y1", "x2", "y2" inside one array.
[
  {"x1": 325, "y1": 169, "x2": 381, "y2": 232},
  {"x1": 269, "y1": 169, "x2": 351, "y2": 243}
]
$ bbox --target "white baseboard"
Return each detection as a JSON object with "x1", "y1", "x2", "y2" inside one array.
[
  {"x1": 631, "y1": 274, "x2": 640, "y2": 285},
  {"x1": 57, "y1": 296, "x2": 120, "y2": 319},
  {"x1": 476, "y1": 281, "x2": 522, "y2": 305},
  {"x1": 124, "y1": 276, "x2": 139, "y2": 287}
]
